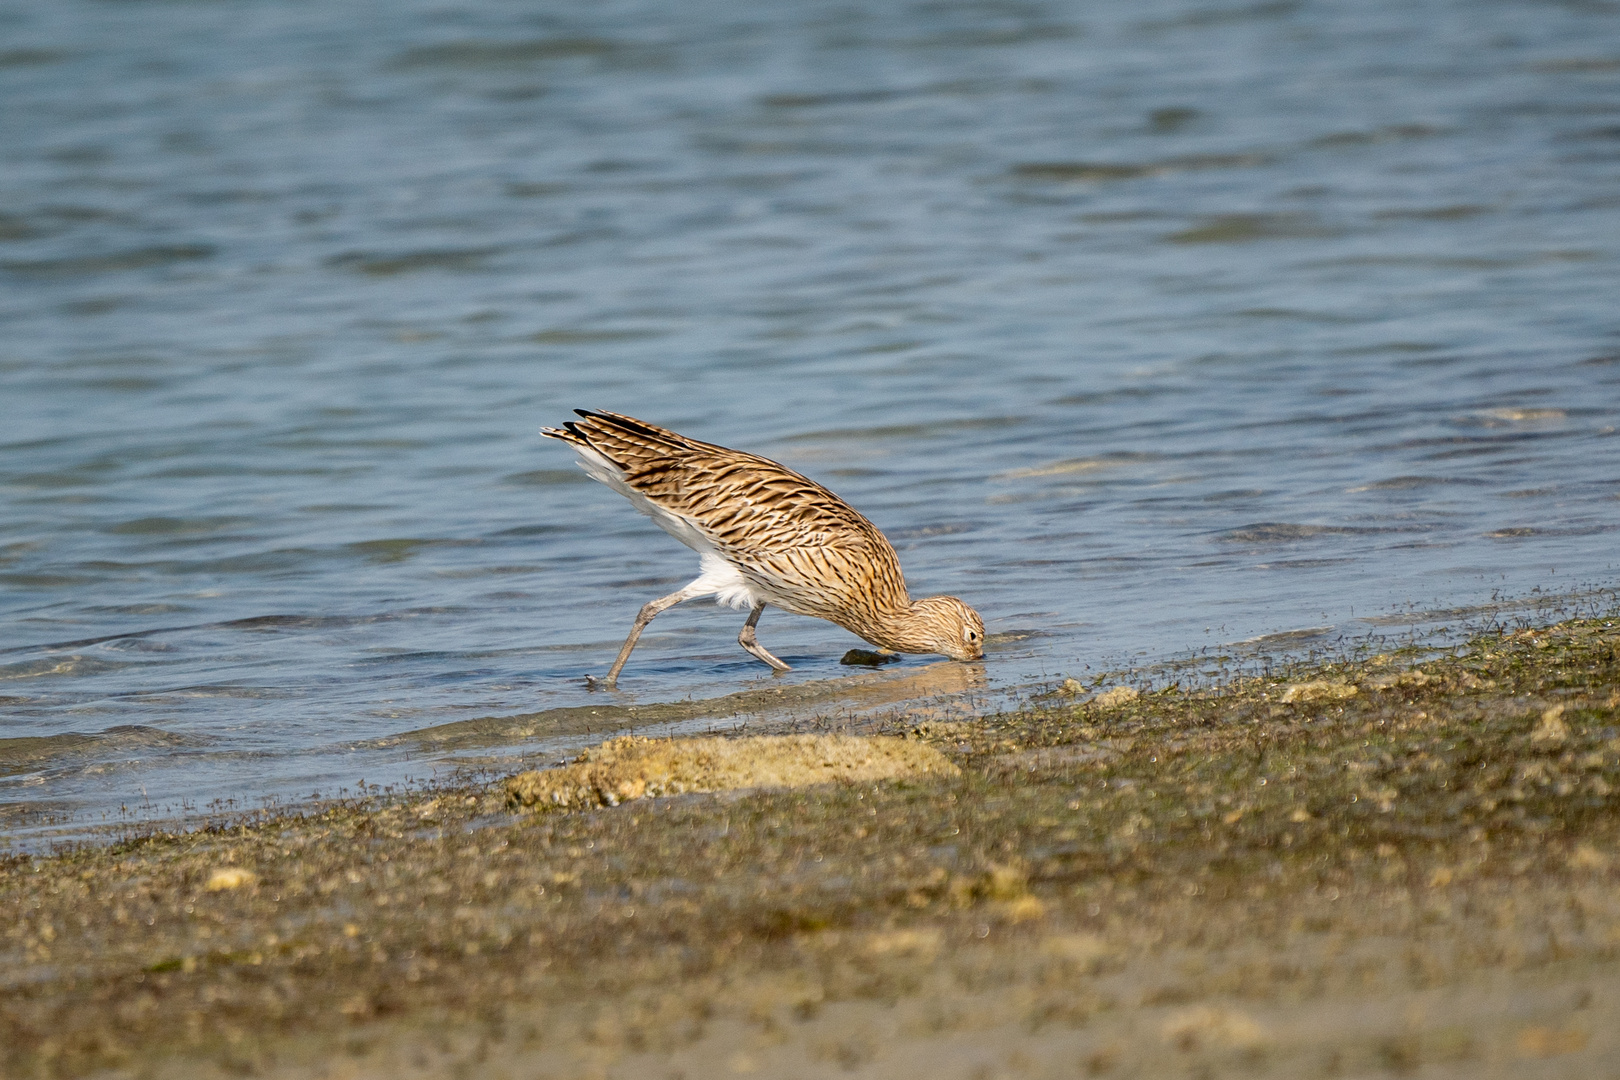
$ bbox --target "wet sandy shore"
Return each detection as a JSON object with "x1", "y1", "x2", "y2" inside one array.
[{"x1": 5, "y1": 617, "x2": 1620, "y2": 1078}]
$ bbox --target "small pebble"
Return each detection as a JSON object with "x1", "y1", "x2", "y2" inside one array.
[
  {"x1": 205, "y1": 868, "x2": 256, "y2": 892},
  {"x1": 841, "y1": 648, "x2": 900, "y2": 667}
]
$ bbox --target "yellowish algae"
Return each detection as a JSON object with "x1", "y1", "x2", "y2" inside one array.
[
  {"x1": 1277, "y1": 678, "x2": 1358, "y2": 703},
  {"x1": 1090, "y1": 685, "x2": 1140, "y2": 708},
  {"x1": 507, "y1": 733, "x2": 958, "y2": 810}
]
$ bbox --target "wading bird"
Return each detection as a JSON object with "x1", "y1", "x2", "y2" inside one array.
[{"x1": 542, "y1": 410, "x2": 984, "y2": 686}]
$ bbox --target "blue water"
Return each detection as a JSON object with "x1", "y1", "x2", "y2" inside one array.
[{"x1": 2, "y1": 0, "x2": 1618, "y2": 844}]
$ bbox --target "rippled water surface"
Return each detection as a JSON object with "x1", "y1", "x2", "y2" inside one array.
[{"x1": 3, "y1": 0, "x2": 1619, "y2": 843}]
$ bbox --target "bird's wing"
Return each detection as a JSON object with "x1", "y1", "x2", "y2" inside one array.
[{"x1": 542, "y1": 410, "x2": 910, "y2": 616}]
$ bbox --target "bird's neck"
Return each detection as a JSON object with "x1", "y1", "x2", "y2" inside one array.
[{"x1": 854, "y1": 598, "x2": 941, "y2": 654}]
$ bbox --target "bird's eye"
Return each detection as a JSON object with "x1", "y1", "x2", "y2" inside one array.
[{"x1": 966, "y1": 630, "x2": 978, "y2": 641}]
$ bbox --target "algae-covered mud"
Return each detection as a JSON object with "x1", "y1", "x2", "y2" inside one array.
[
  {"x1": 505, "y1": 734, "x2": 959, "y2": 811},
  {"x1": 5, "y1": 616, "x2": 1620, "y2": 1078}
]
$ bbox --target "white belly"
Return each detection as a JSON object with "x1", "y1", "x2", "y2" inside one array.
[{"x1": 571, "y1": 443, "x2": 762, "y2": 610}]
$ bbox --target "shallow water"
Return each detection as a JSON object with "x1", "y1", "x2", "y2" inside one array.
[{"x1": 2, "y1": 0, "x2": 1618, "y2": 845}]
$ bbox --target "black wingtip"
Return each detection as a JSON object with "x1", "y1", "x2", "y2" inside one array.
[{"x1": 571, "y1": 409, "x2": 676, "y2": 444}]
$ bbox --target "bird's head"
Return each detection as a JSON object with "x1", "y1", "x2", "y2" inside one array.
[{"x1": 906, "y1": 595, "x2": 985, "y2": 661}]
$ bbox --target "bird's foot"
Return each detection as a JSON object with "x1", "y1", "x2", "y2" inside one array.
[{"x1": 746, "y1": 649, "x2": 792, "y2": 673}]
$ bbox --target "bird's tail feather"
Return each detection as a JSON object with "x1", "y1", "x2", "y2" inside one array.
[{"x1": 541, "y1": 409, "x2": 701, "y2": 472}]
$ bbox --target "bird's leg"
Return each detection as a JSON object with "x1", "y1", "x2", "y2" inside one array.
[
  {"x1": 738, "y1": 602, "x2": 791, "y2": 672},
  {"x1": 603, "y1": 585, "x2": 702, "y2": 686}
]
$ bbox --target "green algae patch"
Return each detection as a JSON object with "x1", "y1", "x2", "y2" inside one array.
[{"x1": 507, "y1": 733, "x2": 958, "y2": 810}]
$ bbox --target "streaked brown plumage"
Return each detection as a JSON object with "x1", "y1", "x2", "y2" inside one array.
[{"x1": 542, "y1": 409, "x2": 984, "y2": 685}]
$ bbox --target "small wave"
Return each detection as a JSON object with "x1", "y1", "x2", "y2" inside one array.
[
  {"x1": 505, "y1": 181, "x2": 569, "y2": 197},
  {"x1": 0, "y1": 48, "x2": 66, "y2": 67},
  {"x1": 783, "y1": 416, "x2": 1025, "y2": 443},
  {"x1": 346, "y1": 537, "x2": 483, "y2": 564},
  {"x1": 102, "y1": 515, "x2": 254, "y2": 537},
  {"x1": 433, "y1": 564, "x2": 549, "y2": 578},
  {"x1": 1009, "y1": 153, "x2": 1270, "y2": 183},
  {"x1": 222, "y1": 613, "x2": 401, "y2": 631},
  {"x1": 1166, "y1": 213, "x2": 1341, "y2": 244},
  {"x1": 888, "y1": 521, "x2": 982, "y2": 539},
  {"x1": 1216, "y1": 522, "x2": 1426, "y2": 543},
  {"x1": 1000, "y1": 452, "x2": 1162, "y2": 480},
  {"x1": 99, "y1": 637, "x2": 178, "y2": 654},
  {"x1": 1487, "y1": 524, "x2": 1617, "y2": 539},
  {"x1": 389, "y1": 38, "x2": 629, "y2": 70},
  {"x1": 1347, "y1": 475, "x2": 1487, "y2": 492},
  {"x1": 490, "y1": 523, "x2": 571, "y2": 536},
  {"x1": 1469, "y1": 408, "x2": 1568, "y2": 425},
  {"x1": 1138, "y1": 1, "x2": 1300, "y2": 32},
  {"x1": 0, "y1": 212, "x2": 49, "y2": 241},
  {"x1": 1052, "y1": 386, "x2": 1186, "y2": 406},
  {"x1": 0, "y1": 611, "x2": 412, "y2": 658},
  {"x1": 1231, "y1": 307, "x2": 1361, "y2": 323},
  {"x1": 1225, "y1": 625, "x2": 1335, "y2": 649},
  {"x1": 761, "y1": 87, "x2": 913, "y2": 109},
  {"x1": 325, "y1": 247, "x2": 501, "y2": 276},
  {"x1": 115, "y1": 687, "x2": 294, "y2": 706},
  {"x1": 1000, "y1": 459, "x2": 1115, "y2": 479},
  {"x1": 1373, "y1": 204, "x2": 1492, "y2": 221},
  {"x1": 908, "y1": 24, "x2": 1077, "y2": 48},
  {"x1": 502, "y1": 469, "x2": 590, "y2": 488},
  {"x1": 0, "y1": 655, "x2": 126, "y2": 681},
  {"x1": 0, "y1": 725, "x2": 202, "y2": 777},
  {"x1": 1530, "y1": 56, "x2": 1620, "y2": 73},
  {"x1": 1, "y1": 245, "x2": 213, "y2": 276},
  {"x1": 0, "y1": 542, "x2": 41, "y2": 567},
  {"x1": 1310, "y1": 123, "x2": 1445, "y2": 148},
  {"x1": 528, "y1": 328, "x2": 666, "y2": 344}
]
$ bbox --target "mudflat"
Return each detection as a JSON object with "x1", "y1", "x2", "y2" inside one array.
[{"x1": 5, "y1": 618, "x2": 1620, "y2": 1078}]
